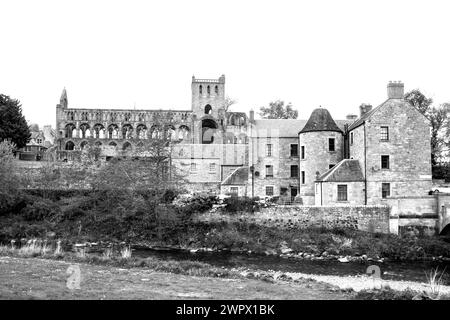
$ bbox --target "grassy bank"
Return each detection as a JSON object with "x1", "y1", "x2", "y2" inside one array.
[
  {"x1": 0, "y1": 256, "x2": 352, "y2": 300},
  {"x1": 2, "y1": 245, "x2": 449, "y2": 300}
]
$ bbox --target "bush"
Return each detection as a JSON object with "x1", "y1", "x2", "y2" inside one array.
[
  {"x1": 20, "y1": 198, "x2": 60, "y2": 221},
  {"x1": 175, "y1": 194, "x2": 218, "y2": 214},
  {"x1": 223, "y1": 197, "x2": 261, "y2": 213}
]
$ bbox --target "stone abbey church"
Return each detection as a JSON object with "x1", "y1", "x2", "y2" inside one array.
[{"x1": 56, "y1": 76, "x2": 432, "y2": 205}]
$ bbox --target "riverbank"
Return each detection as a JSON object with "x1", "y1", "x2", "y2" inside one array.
[
  {"x1": 1, "y1": 245, "x2": 449, "y2": 300},
  {"x1": 1, "y1": 190, "x2": 449, "y2": 263},
  {"x1": 0, "y1": 256, "x2": 352, "y2": 300}
]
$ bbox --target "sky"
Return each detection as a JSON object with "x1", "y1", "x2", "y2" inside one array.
[{"x1": 1, "y1": 0, "x2": 450, "y2": 129}]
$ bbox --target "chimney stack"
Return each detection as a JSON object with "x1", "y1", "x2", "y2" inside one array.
[
  {"x1": 387, "y1": 81, "x2": 404, "y2": 99},
  {"x1": 359, "y1": 104, "x2": 373, "y2": 117},
  {"x1": 249, "y1": 109, "x2": 255, "y2": 123},
  {"x1": 346, "y1": 114, "x2": 358, "y2": 121}
]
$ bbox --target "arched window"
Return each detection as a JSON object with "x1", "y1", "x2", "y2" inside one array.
[
  {"x1": 80, "y1": 141, "x2": 89, "y2": 150},
  {"x1": 199, "y1": 85, "x2": 203, "y2": 95},
  {"x1": 201, "y1": 119, "x2": 217, "y2": 144},
  {"x1": 109, "y1": 141, "x2": 117, "y2": 147},
  {"x1": 215, "y1": 85, "x2": 218, "y2": 95},
  {"x1": 94, "y1": 124, "x2": 105, "y2": 139},
  {"x1": 150, "y1": 125, "x2": 162, "y2": 139},
  {"x1": 124, "y1": 113, "x2": 132, "y2": 122},
  {"x1": 65, "y1": 141, "x2": 75, "y2": 150},
  {"x1": 108, "y1": 124, "x2": 119, "y2": 139},
  {"x1": 95, "y1": 112, "x2": 102, "y2": 121},
  {"x1": 65, "y1": 124, "x2": 76, "y2": 138},
  {"x1": 122, "y1": 142, "x2": 132, "y2": 151},
  {"x1": 178, "y1": 125, "x2": 190, "y2": 140},
  {"x1": 207, "y1": 85, "x2": 210, "y2": 95},
  {"x1": 136, "y1": 124, "x2": 147, "y2": 139},
  {"x1": 165, "y1": 125, "x2": 176, "y2": 140},
  {"x1": 204, "y1": 104, "x2": 212, "y2": 115},
  {"x1": 80, "y1": 123, "x2": 90, "y2": 138},
  {"x1": 122, "y1": 124, "x2": 133, "y2": 139}
]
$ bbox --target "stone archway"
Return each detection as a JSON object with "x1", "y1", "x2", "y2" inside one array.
[{"x1": 201, "y1": 118, "x2": 217, "y2": 144}]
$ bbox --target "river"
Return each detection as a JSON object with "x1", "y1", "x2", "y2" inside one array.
[{"x1": 133, "y1": 248, "x2": 450, "y2": 285}]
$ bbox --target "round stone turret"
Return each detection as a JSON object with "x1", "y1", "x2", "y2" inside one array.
[{"x1": 299, "y1": 108, "x2": 343, "y2": 205}]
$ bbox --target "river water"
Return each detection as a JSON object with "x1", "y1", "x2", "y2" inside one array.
[{"x1": 134, "y1": 249, "x2": 450, "y2": 285}]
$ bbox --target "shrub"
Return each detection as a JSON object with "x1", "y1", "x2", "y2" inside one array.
[
  {"x1": 223, "y1": 197, "x2": 261, "y2": 213},
  {"x1": 20, "y1": 198, "x2": 59, "y2": 221}
]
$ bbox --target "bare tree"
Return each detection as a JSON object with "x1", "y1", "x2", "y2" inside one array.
[{"x1": 224, "y1": 96, "x2": 237, "y2": 112}]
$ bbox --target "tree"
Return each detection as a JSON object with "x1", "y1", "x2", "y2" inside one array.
[
  {"x1": 224, "y1": 96, "x2": 237, "y2": 112},
  {"x1": 404, "y1": 89, "x2": 449, "y2": 165},
  {"x1": 259, "y1": 100, "x2": 298, "y2": 119},
  {"x1": 0, "y1": 95, "x2": 31, "y2": 149}
]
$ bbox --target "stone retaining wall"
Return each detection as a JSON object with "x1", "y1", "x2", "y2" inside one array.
[{"x1": 197, "y1": 205, "x2": 391, "y2": 233}]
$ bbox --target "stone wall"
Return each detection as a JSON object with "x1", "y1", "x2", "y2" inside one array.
[
  {"x1": 315, "y1": 181, "x2": 365, "y2": 206},
  {"x1": 249, "y1": 137, "x2": 299, "y2": 198},
  {"x1": 299, "y1": 131, "x2": 344, "y2": 205},
  {"x1": 365, "y1": 99, "x2": 432, "y2": 204},
  {"x1": 197, "y1": 205, "x2": 391, "y2": 234}
]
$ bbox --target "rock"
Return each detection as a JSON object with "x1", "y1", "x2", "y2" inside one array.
[
  {"x1": 45, "y1": 232, "x2": 56, "y2": 238},
  {"x1": 281, "y1": 248, "x2": 293, "y2": 254},
  {"x1": 189, "y1": 249, "x2": 198, "y2": 253},
  {"x1": 361, "y1": 254, "x2": 368, "y2": 260},
  {"x1": 338, "y1": 257, "x2": 350, "y2": 263}
]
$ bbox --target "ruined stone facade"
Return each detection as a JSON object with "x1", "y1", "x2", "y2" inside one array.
[{"x1": 55, "y1": 78, "x2": 433, "y2": 208}]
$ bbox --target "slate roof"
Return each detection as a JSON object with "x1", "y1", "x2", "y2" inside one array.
[
  {"x1": 316, "y1": 159, "x2": 365, "y2": 182},
  {"x1": 253, "y1": 119, "x2": 307, "y2": 137},
  {"x1": 299, "y1": 108, "x2": 342, "y2": 134},
  {"x1": 347, "y1": 99, "x2": 389, "y2": 131},
  {"x1": 221, "y1": 166, "x2": 249, "y2": 185}
]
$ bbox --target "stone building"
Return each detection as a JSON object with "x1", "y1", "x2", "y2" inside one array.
[
  {"x1": 54, "y1": 77, "x2": 433, "y2": 205},
  {"x1": 314, "y1": 81, "x2": 432, "y2": 206}
]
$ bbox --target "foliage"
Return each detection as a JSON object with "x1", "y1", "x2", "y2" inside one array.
[
  {"x1": 404, "y1": 89, "x2": 450, "y2": 165},
  {"x1": 222, "y1": 197, "x2": 261, "y2": 213},
  {"x1": 432, "y1": 163, "x2": 450, "y2": 181},
  {"x1": 259, "y1": 100, "x2": 298, "y2": 119},
  {"x1": 0, "y1": 95, "x2": 31, "y2": 149}
]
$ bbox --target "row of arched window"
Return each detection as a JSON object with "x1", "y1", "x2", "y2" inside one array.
[
  {"x1": 66, "y1": 111, "x2": 190, "y2": 122},
  {"x1": 199, "y1": 85, "x2": 219, "y2": 96},
  {"x1": 65, "y1": 140, "x2": 136, "y2": 151},
  {"x1": 64, "y1": 123, "x2": 191, "y2": 140}
]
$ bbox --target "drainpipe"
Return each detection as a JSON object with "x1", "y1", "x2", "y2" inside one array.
[
  {"x1": 364, "y1": 124, "x2": 367, "y2": 205},
  {"x1": 320, "y1": 182, "x2": 323, "y2": 206}
]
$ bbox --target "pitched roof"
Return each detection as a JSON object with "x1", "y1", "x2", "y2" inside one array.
[
  {"x1": 221, "y1": 166, "x2": 248, "y2": 185},
  {"x1": 299, "y1": 108, "x2": 342, "y2": 134},
  {"x1": 253, "y1": 119, "x2": 306, "y2": 137},
  {"x1": 316, "y1": 159, "x2": 364, "y2": 182},
  {"x1": 252, "y1": 117, "x2": 351, "y2": 138},
  {"x1": 348, "y1": 99, "x2": 389, "y2": 131}
]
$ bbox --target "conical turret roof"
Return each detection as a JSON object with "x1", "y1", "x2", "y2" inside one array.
[{"x1": 299, "y1": 107, "x2": 342, "y2": 134}]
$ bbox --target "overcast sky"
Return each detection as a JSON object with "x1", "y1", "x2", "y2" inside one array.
[{"x1": 1, "y1": 0, "x2": 449, "y2": 129}]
